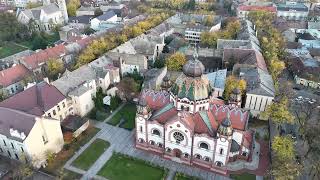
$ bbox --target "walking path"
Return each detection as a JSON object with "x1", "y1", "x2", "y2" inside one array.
[
  {"x1": 64, "y1": 103, "x2": 231, "y2": 180},
  {"x1": 166, "y1": 170, "x2": 176, "y2": 180}
]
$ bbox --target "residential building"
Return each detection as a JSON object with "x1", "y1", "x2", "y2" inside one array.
[
  {"x1": 237, "y1": 5, "x2": 276, "y2": 19},
  {"x1": 20, "y1": 44, "x2": 66, "y2": 74},
  {"x1": 276, "y1": 1, "x2": 309, "y2": 20},
  {"x1": 52, "y1": 64, "x2": 118, "y2": 116},
  {"x1": 135, "y1": 55, "x2": 255, "y2": 175},
  {"x1": 17, "y1": 0, "x2": 68, "y2": 32},
  {"x1": 0, "y1": 64, "x2": 33, "y2": 97},
  {"x1": 0, "y1": 81, "x2": 71, "y2": 121},
  {"x1": 143, "y1": 67, "x2": 168, "y2": 90},
  {"x1": 90, "y1": 10, "x2": 118, "y2": 31},
  {"x1": 0, "y1": 50, "x2": 34, "y2": 71},
  {"x1": 111, "y1": 34, "x2": 165, "y2": 64},
  {"x1": 0, "y1": 107, "x2": 64, "y2": 168}
]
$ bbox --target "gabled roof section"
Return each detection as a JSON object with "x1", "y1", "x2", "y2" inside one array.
[
  {"x1": 0, "y1": 64, "x2": 32, "y2": 87},
  {"x1": 0, "y1": 107, "x2": 37, "y2": 141},
  {"x1": 140, "y1": 89, "x2": 170, "y2": 110},
  {"x1": 209, "y1": 104, "x2": 249, "y2": 130},
  {"x1": 0, "y1": 82, "x2": 66, "y2": 116}
]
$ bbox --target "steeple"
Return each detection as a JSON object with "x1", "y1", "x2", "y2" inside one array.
[{"x1": 182, "y1": 47, "x2": 205, "y2": 77}]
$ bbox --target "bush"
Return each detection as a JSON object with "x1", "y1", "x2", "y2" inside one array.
[{"x1": 255, "y1": 132, "x2": 260, "y2": 140}]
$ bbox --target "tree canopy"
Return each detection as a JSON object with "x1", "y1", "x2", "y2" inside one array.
[
  {"x1": 46, "y1": 59, "x2": 64, "y2": 80},
  {"x1": 67, "y1": 0, "x2": 80, "y2": 16},
  {"x1": 165, "y1": 52, "x2": 187, "y2": 71},
  {"x1": 0, "y1": 12, "x2": 29, "y2": 41},
  {"x1": 223, "y1": 76, "x2": 246, "y2": 100},
  {"x1": 261, "y1": 97, "x2": 295, "y2": 125}
]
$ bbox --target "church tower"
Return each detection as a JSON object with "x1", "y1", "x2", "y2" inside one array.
[
  {"x1": 57, "y1": 0, "x2": 69, "y2": 23},
  {"x1": 135, "y1": 99, "x2": 151, "y2": 146}
]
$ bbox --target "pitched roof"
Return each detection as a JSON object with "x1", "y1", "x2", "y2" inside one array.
[
  {"x1": 223, "y1": 48, "x2": 268, "y2": 72},
  {"x1": 0, "y1": 107, "x2": 37, "y2": 141},
  {"x1": 140, "y1": 89, "x2": 170, "y2": 110},
  {"x1": 0, "y1": 64, "x2": 32, "y2": 87},
  {"x1": 22, "y1": 44, "x2": 66, "y2": 70},
  {"x1": 96, "y1": 10, "x2": 116, "y2": 21},
  {"x1": 21, "y1": 3, "x2": 60, "y2": 20},
  {"x1": 52, "y1": 65, "x2": 97, "y2": 96},
  {"x1": 238, "y1": 5, "x2": 276, "y2": 12},
  {"x1": 0, "y1": 82, "x2": 66, "y2": 116}
]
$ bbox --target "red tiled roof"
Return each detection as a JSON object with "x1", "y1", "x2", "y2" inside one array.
[
  {"x1": 0, "y1": 82, "x2": 66, "y2": 116},
  {"x1": 22, "y1": 44, "x2": 66, "y2": 70},
  {"x1": 238, "y1": 5, "x2": 277, "y2": 12},
  {"x1": 152, "y1": 107, "x2": 178, "y2": 124},
  {"x1": 209, "y1": 104, "x2": 249, "y2": 130},
  {"x1": 140, "y1": 89, "x2": 170, "y2": 110},
  {"x1": 242, "y1": 130, "x2": 254, "y2": 149},
  {"x1": 76, "y1": 37, "x2": 92, "y2": 48},
  {"x1": 193, "y1": 112, "x2": 212, "y2": 135},
  {"x1": 0, "y1": 64, "x2": 32, "y2": 87}
]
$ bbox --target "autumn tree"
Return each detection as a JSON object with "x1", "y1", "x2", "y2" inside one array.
[
  {"x1": 46, "y1": 58, "x2": 64, "y2": 80},
  {"x1": 271, "y1": 136, "x2": 301, "y2": 180},
  {"x1": 117, "y1": 77, "x2": 140, "y2": 101},
  {"x1": 67, "y1": 0, "x2": 80, "y2": 16},
  {"x1": 261, "y1": 97, "x2": 295, "y2": 126},
  {"x1": 223, "y1": 76, "x2": 246, "y2": 100},
  {"x1": 165, "y1": 52, "x2": 187, "y2": 71}
]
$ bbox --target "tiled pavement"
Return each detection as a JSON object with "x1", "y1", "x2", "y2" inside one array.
[{"x1": 64, "y1": 104, "x2": 231, "y2": 180}]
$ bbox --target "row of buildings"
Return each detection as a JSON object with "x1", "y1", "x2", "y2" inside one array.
[
  {"x1": 236, "y1": 1, "x2": 312, "y2": 21},
  {"x1": 0, "y1": 10, "x2": 169, "y2": 166}
]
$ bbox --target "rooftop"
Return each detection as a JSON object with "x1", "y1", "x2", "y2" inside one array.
[
  {"x1": 0, "y1": 82, "x2": 66, "y2": 116},
  {"x1": 276, "y1": 2, "x2": 308, "y2": 12},
  {"x1": 0, "y1": 64, "x2": 32, "y2": 87},
  {"x1": 206, "y1": 69, "x2": 227, "y2": 89}
]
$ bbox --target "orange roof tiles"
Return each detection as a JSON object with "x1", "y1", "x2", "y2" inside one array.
[{"x1": 0, "y1": 64, "x2": 32, "y2": 87}]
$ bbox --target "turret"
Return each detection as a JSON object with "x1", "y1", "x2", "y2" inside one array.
[
  {"x1": 217, "y1": 118, "x2": 233, "y2": 137},
  {"x1": 161, "y1": 75, "x2": 172, "y2": 91},
  {"x1": 229, "y1": 88, "x2": 241, "y2": 107}
]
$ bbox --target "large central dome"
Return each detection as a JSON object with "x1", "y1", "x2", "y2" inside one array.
[{"x1": 182, "y1": 50, "x2": 205, "y2": 77}]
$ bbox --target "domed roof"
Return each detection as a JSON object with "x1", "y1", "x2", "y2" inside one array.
[
  {"x1": 182, "y1": 48, "x2": 205, "y2": 77},
  {"x1": 218, "y1": 117, "x2": 233, "y2": 136},
  {"x1": 182, "y1": 60, "x2": 205, "y2": 77}
]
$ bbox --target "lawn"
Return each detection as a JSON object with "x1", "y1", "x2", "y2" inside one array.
[
  {"x1": 107, "y1": 103, "x2": 137, "y2": 129},
  {"x1": 72, "y1": 139, "x2": 110, "y2": 170},
  {"x1": 175, "y1": 173, "x2": 199, "y2": 180},
  {"x1": 43, "y1": 126, "x2": 100, "y2": 175},
  {"x1": 230, "y1": 173, "x2": 256, "y2": 180},
  {"x1": 98, "y1": 153, "x2": 166, "y2": 180},
  {"x1": 62, "y1": 169, "x2": 82, "y2": 180},
  {"x1": 0, "y1": 42, "x2": 28, "y2": 58}
]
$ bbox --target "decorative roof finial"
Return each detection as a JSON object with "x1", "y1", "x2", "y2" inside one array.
[{"x1": 193, "y1": 44, "x2": 199, "y2": 61}]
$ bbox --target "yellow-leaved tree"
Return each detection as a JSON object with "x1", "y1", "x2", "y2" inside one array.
[{"x1": 165, "y1": 52, "x2": 187, "y2": 71}]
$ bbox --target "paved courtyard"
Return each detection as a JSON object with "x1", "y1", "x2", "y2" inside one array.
[{"x1": 63, "y1": 104, "x2": 232, "y2": 180}]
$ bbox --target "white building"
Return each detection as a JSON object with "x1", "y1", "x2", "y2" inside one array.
[
  {"x1": 17, "y1": 0, "x2": 68, "y2": 32},
  {"x1": 135, "y1": 54, "x2": 255, "y2": 175},
  {"x1": 0, "y1": 107, "x2": 64, "y2": 168},
  {"x1": 276, "y1": 2, "x2": 309, "y2": 21},
  {"x1": 90, "y1": 10, "x2": 118, "y2": 31},
  {"x1": 52, "y1": 65, "x2": 119, "y2": 117}
]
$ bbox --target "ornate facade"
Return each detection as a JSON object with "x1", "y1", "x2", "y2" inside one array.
[{"x1": 135, "y1": 53, "x2": 255, "y2": 174}]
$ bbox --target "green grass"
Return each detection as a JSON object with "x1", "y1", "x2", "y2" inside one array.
[
  {"x1": 230, "y1": 173, "x2": 256, "y2": 180},
  {"x1": 72, "y1": 139, "x2": 110, "y2": 170},
  {"x1": 0, "y1": 42, "x2": 28, "y2": 58},
  {"x1": 44, "y1": 127, "x2": 100, "y2": 175},
  {"x1": 98, "y1": 153, "x2": 165, "y2": 180},
  {"x1": 107, "y1": 103, "x2": 137, "y2": 128},
  {"x1": 175, "y1": 173, "x2": 199, "y2": 180},
  {"x1": 62, "y1": 169, "x2": 82, "y2": 180}
]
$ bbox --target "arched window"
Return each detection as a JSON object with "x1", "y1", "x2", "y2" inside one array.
[
  {"x1": 199, "y1": 142, "x2": 209, "y2": 150},
  {"x1": 184, "y1": 153, "x2": 189, "y2": 158},
  {"x1": 216, "y1": 161, "x2": 223, "y2": 167},
  {"x1": 195, "y1": 154, "x2": 201, "y2": 159},
  {"x1": 166, "y1": 148, "x2": 171, "y2": 152},
  {"x1": 152, "y1": 129, "x2": 160, "y2": 136},
  {"x1": 173, "y1": 132, "x2": 184, "y2": 144},
  {"x1": 149, "y1": 140, "x2": 155, "y2": 145},
  {"x1": 204, "y1": 157, "x2": 210, "y2": 162},
  {"x1": 158, "y1": 143, "x2": 163, "y2": 148},
  {"x1": 242, "y1": 152, "x2": 247, "y2": 156},
  {"x1": 138, "y1": 138, "x2": 144, "y2": 143},
  {"x1": 140, "y1": 126, "x2": 143, "y2": 132}
]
